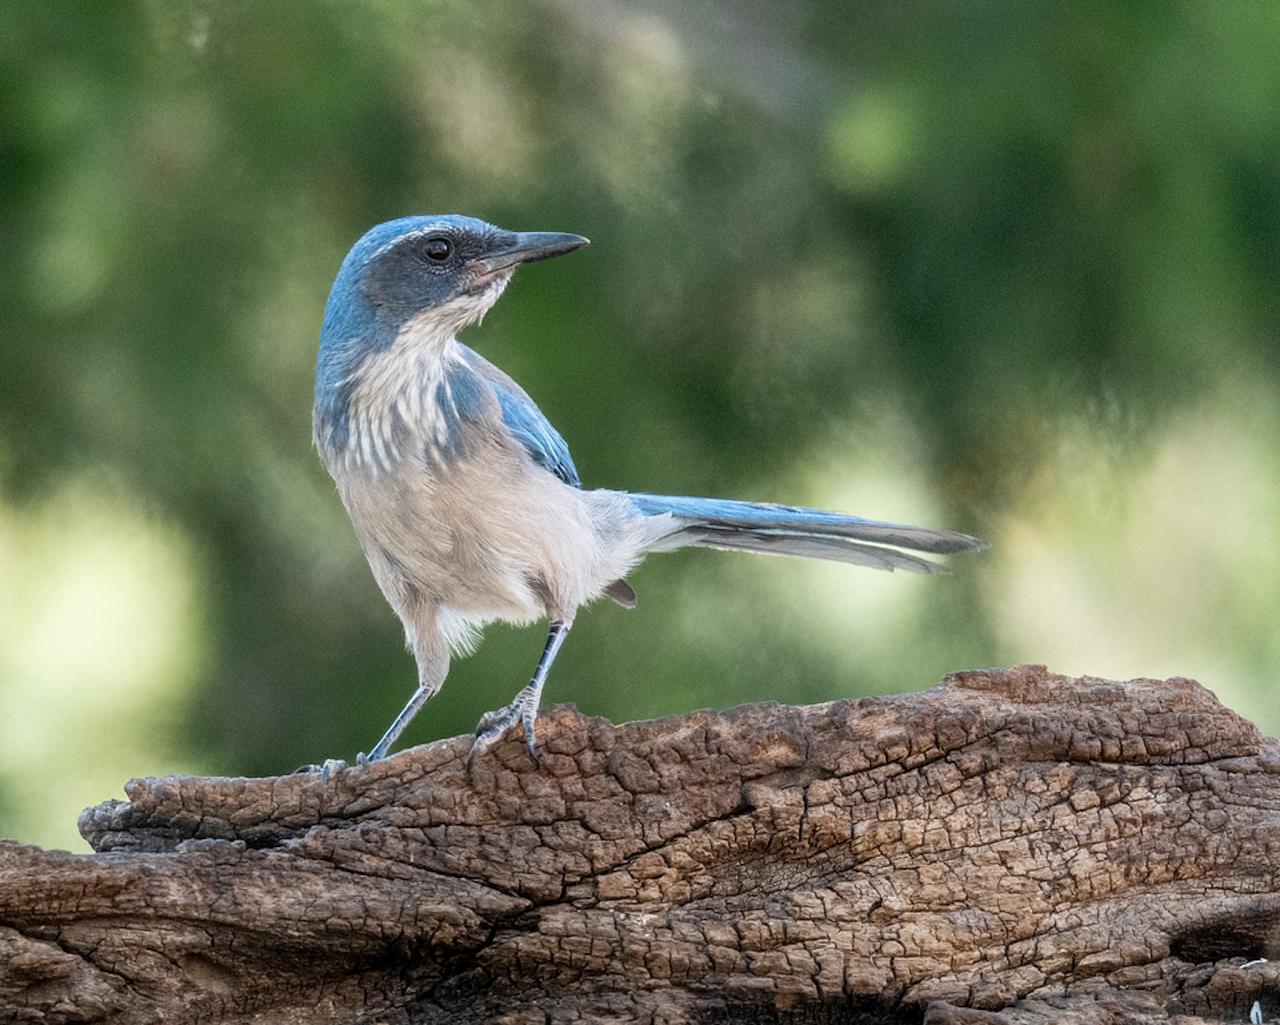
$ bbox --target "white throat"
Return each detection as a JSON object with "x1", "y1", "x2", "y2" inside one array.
[{"x1": 328, "y1": 274, "x2": 513, "y2": 474}]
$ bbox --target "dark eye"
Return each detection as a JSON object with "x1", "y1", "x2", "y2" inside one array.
[{"x1": 423, "y1": 236, "x2": 452, "y2": 262}]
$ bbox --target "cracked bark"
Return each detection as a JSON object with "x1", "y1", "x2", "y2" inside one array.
[{"x1": 3, "y1": 664, "x2": 1280, "y2": 1025}]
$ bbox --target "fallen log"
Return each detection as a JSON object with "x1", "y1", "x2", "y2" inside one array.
[{"x1": 2, "y1": 664, "x2": 1279, "y2": 1024}]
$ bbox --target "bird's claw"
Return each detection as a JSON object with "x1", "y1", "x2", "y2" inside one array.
[
  {"x1": 291, "y1": 753, "x2": 378, "y2": 782},
  {"x1": 292, "y1": 757, "x2": 351, "y2": 782},
  {"x1": 470, "y1": 685, "x2": 541, "y2": 765}
]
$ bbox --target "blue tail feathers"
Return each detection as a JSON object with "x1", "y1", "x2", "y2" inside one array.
[{"x1": 626, "y1": 493, "x2": 985, "y2": 573}]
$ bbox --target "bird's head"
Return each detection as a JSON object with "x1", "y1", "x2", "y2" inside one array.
[{"x1": 320, "y1": 215, "x2": 589, "y2": 352}]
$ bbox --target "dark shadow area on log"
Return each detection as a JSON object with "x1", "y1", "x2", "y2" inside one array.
[{"x1": 3, "y1": 664, "x2": 1280, "y2": 1024}]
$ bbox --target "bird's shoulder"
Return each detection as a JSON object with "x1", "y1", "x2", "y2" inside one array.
[{"x1": 454, "y1": 345, "x2": 581, "y2": 488}]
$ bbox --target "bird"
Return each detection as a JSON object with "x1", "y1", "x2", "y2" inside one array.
[{"x1": 311, "y1": 214, "x2": 985, "y2": 767}]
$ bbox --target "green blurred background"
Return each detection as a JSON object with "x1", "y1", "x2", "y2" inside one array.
[{"x1": 2, "y1": 1, "x2": 1278, "y2": 851}]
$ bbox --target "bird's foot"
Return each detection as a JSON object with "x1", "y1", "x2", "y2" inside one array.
[
  {"x1": 470, "y1": 685, "x2": 541, "y2": 765},
  {"x1": 291, "y1": 752, "x2": 379, "y2": 781},
  {"x1": 292, "y1": 757, "x2": 353, "y2": 782}
]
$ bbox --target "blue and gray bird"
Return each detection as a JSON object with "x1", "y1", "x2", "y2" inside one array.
[{"x1": 313, "y1": 215, "x2": 985, "y2": 765}]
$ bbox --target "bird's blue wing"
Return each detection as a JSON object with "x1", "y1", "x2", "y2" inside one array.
[
  {"x1": 456, "y1": 345, "x2": 581, "y2": 487},
  {"x1": 493, "y1": 384, "x2": 581, "y2": 487}
]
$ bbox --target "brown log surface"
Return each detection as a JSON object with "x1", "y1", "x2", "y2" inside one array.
[{"x1": 3, "y1": 665, "x2": 1280, "y2": 1024}]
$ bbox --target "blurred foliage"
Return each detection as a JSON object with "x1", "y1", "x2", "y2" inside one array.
[{"x1": 2, "y1": 1, "x2": 1278, "y2": 849}]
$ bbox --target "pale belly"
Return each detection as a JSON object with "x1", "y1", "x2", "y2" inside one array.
[{"x1": 330, "y1": 449, "x2": 643, "y2": 633}]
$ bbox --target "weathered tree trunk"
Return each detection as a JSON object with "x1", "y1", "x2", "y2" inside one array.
[{"x1": 2, "y1": 665, "x2": 1279, "y2": 1024}]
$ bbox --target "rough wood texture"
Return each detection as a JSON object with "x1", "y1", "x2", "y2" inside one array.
[{"x1": 2, "y1": 665, "x2": 1279, "y2": 1024}]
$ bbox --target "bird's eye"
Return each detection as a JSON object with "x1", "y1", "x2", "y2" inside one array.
[{"x1": 423, "y1": 236, "x2": 452, "y2": 262}]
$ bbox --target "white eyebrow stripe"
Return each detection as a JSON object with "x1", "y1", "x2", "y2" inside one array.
[{"x1": 367, "y1": 224, "x2": 454, "y2": 262}]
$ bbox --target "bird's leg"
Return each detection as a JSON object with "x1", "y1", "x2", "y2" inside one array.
[
  {"x1": 472, "y1": 619, "x2": 572, "y2": 763},
  {"x1": 361, "y1": 682, "x2": 438, "y2": 763},
  {"x1": 358, "y1": 621, "x2": 450, "y2": 765},
  {"x1": 294, "y1": 680, "x2": 435, "y2": 775},
  {"x1": 298, "y1": 647, "x2": 445, "y2": 776}
]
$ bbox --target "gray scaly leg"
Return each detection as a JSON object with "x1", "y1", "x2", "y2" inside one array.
[
  {"x1": 363, "y1": 682, "x2": 437, "y2": 763},
  {"x1": 471, "y1": 619, "x2": 571, "y2": 763}
]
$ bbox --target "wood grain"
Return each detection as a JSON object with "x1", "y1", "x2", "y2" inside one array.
[{"x1": 3, "y1": 665, "x2": 1279, "y2": 1024}]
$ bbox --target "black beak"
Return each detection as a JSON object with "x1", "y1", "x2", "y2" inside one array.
[{"x1": 472, "y1": 231, "x2": 590, "y2": 274}]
